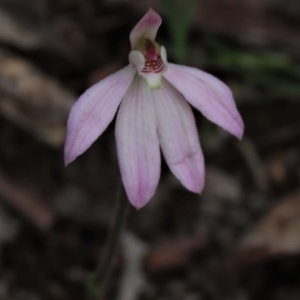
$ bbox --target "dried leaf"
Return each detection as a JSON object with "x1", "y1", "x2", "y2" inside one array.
[
  {"x1": 144, "y1": 235, "x2": 205, "y2": 274},
  {"x1": 0, "y1": 49, "x2": 75, "y2": 147},
  {"x1": 0, "y1": 5, "x2": 72, "y2": 57},
  {"x1": 238, "y1": 191, "x2": 300, "y2": 263},
  {"x1": 205, "y1": 167, "x2": 242, "y2": 203},
  {"x1": 0, "y1": 7, "x2": 43, "y2": 49},
  {"x1": 0, "y1": 170, "x2": 54, "y2": 230}
]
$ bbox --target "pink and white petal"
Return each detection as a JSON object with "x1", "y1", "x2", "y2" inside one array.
[
  {"x1": 130, "y1": 8, "x2": 162, "y2": 49},
  {"x1": 64, "y1": 65, "x2": 136, "y2": 165},
  {"x1": 129, "y1": 50, "x2": 145, "y2": 75},
  {"x1": 152, "y1": 79, "x2": 205, "y2": 193},
  {"x1": 164, "y1": 63, "x2": 244, "y2": 139},
  {"x1": 116, "y1": 76, "x2": 160, "y2": 209},
  {"x1": 160, "y1": 46, "x2": 168, "y2": 72}
]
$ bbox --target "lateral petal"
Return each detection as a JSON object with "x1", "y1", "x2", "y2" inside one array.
[
  {"x1": 164, "y1": 63, "x2": 244, "y2": 139},
  {"x1": 64, "y1": 65, "x2": 136, "y2": 165},
  {"x1": 129, "y1": 50, "x2": 145, "y2": 75},
  {"x1": 130, "y1": 8, "x2": 162, "y2": 49},
  {"x1": 153, "y1": 79, "x2": 205, "y2": 193},
  {"x1": 115, "y1": 76, "x2": 160, "y2": 209}
]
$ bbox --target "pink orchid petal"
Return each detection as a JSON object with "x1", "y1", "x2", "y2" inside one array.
[
  {"x1": 130, "y1": 8, "x2": 162, "y2": 49},
  {"x1": 115, "y1": 76, "x2": 160, "y2": 209},
  {"x1": 129, "y1": 50, "x2": 145, "y2": 75},
  {"x1": 64, "y1": 65, "x2": 136, "y2": 165},
  {"x1": 152, "y1": 79, "x2": 205, "y2": 193},
  {"x1": 160, "y1": 46, "x2": 168, "y2": 71},
  {"x1": 164, "y1": 63, "x2": 244, "y2": 139}
]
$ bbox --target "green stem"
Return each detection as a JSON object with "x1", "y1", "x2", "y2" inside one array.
[{"x1": 87, "y1": 187, "x2": 129, "y2": 299}]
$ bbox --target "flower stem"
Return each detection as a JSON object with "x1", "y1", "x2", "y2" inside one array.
[{"x1": 87, "y1": 186, "x2": 129, "y2": 299}]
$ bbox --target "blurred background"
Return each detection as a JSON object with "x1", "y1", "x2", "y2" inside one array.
[{"x1": 0, "y1": 0, "x2": 300, "y2": 299}]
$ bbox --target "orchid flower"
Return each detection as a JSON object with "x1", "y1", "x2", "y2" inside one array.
[{"x1": 64, "y1": 9, "x2": 244, "y2": 209}]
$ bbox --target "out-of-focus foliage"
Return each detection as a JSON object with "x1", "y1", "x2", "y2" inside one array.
[{"x1": 162, "y1": 0, "x2": 198, "y2": 63}]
